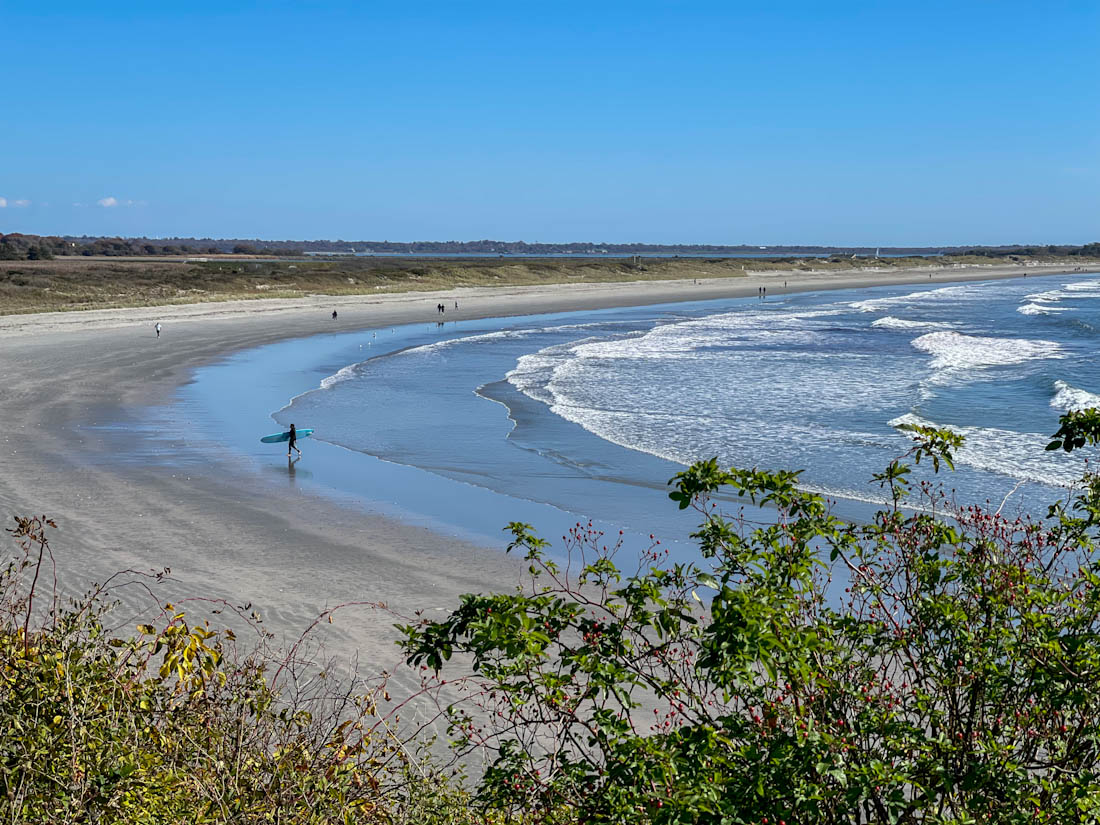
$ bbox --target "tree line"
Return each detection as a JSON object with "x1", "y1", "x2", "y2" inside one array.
[
  {"x1": 2, "y1": 232, "x2": 1099, "y2": 261},
  {"x1": 0, "y1": 233, "x2": 302, "y2": 260}
]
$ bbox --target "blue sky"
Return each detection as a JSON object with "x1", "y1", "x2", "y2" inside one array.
[{"x1": 1, "y1": 1, "x2": 1097, "y2": 245}]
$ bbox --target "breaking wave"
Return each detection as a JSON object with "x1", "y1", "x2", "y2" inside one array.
[
  {"x1": 850, "y1": 285, "x2": 979, "y2": 313},
  {"x1": 1018, "y1": 303, "x2": 1070, "y2": 316},
  {"x1": 1050, "y1": 380, "x2": 1100, "y2": 412},
  {"x1": 910, "y1": 331, "x2": 1063, "y2": 381},
  {"x1": 872, "y1": 316, "x2": 953, "y2": 330},
  {"x1": 889, "y1": 413, "x2": 1085, "y2": 489}
]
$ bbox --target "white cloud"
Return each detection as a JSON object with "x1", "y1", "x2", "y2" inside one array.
[
  {"x1": 95, "y1": 196, "x2": 143, "y2": 207},
  {"x1": 13, "y1": 199, "x2": 30, "y2": 207},
  {"x1": 0, "y1": 197, "x2": 6, "y2": 208}
]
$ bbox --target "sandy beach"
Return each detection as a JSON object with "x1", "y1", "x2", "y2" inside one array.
[{"x1": 1, "y1": 261, "x2": 1093, "y2": 676}]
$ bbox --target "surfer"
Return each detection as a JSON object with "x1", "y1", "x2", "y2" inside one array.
[
  {"x1": 287, "y1": 423, "x2": 302, "y2": 458},
  {"x1": 332, "y1": 310, "x2": 338, "y2": 320}
]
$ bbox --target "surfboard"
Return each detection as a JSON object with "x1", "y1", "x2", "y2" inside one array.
[{"x1": 260, "y1": 428, "x2": 314, "y2": 444}]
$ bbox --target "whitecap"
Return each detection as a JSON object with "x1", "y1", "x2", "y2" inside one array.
[
  {"x1": 1017, "y1": 303, "x2": 1069, "y2": 316},
  {"x1": 405, "y1": 328, "x2": 537, "y2": 357},
  {"x1": 850, "y1": 285, "x2": 977, "y2": 313},
  {"x1": 1050, "y1": 380, "x2": 1100, "y2": 412},
  {"x1": 910, "y1": 331, "x2": 1063, "y2": 379},
  {"x1": 1025, "y1": 289, "x2": 1065, "y2": 303},
  {"x1": 1026, "y1": 279, "x2": 1100, "y2": 305},
  {"x1": 871, "y1": 316, "x2": 953, "y2": 330},
  {"x1": 319, "y1": 362, "x2": 361, "y2": 389},
  {"x1": 889, "y1": 413, "x2": 1085, "y2": 488}
]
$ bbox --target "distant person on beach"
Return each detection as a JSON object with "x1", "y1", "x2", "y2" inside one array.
[
  {"x1": 154, "y1": 322, "x2": 161, "y2": 338},
  {"x1": 454, "y1": 301, "x2": 458, "y2": 309},
  {"x1": 332, "y1": 310, "x2": 338, "y2": 320},
  {"x1": 287, "y1": 423, "x2": 302, "y2": 458}
]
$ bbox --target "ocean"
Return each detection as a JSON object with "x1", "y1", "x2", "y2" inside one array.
[{"x1": 181, "y1": 272, "x2": 1100, "y2": 558}]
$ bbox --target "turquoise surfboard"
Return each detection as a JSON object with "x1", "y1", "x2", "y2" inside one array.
[{"x1": 260, "y1": 428, "x2": 314, "y2": 444}]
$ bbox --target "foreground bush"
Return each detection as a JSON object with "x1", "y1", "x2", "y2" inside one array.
[
  {"x1": 0, "y1": 516, "x2": 479, "y2": 824},
  {"x1": 401, "y1": 424, "x2": 1100, "y2": 824}
]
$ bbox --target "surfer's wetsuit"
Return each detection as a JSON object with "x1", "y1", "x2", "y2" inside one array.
[{"x1": 288, "y1": 425, "x2": 301, "y2": 457}]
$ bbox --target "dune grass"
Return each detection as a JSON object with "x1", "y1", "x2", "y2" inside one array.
[{"x1": 1, "y1": 254, "x2": 1092, "y2": 315}]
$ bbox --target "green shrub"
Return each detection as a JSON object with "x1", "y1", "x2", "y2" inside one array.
[
  {"x1": 402, "y1": 423, "x2": 1100, "y2": 823},
  {"x1": 0, "y1": 516, "x2": 481, "y2": 824}
]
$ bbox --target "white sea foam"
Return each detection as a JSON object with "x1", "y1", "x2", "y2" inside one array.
[
  {"x1": 319, "y1": 362, "x2": 362, "y2": 389},
  {"x1": 1025, "y1": 290, "x2": 1065, "y2": 303},
  {"x1": 1025, "y1": 279, "x2": 1100, "y2": 305},
  {"x1": 315, "y1": 329, "x2": 551, "y2": 390},
  {"x1": 1050, "y1": 380, "x2": 1100, "y2": 412},
  {"x1": 398, "y1": 321, "x2": 629, "y2": 360},
  {"x1": 889, "y1": 413, "x2": 1085, "y2": 488},
  {"x1": 849, "y1": 285, "x2": 977, "y2": 313},
  {"x1": 405, "y1": 328, "x2": 536, "y2": 356},
  {"x1": 507, "y1": 338, "x2": 605, "y2": 406},
  {"x1": 887, "y1": 412, "x2": 939, "y2": 431},
  {"x1": 528, "y1": 306, "x2": 844, "y2": 366},
  {"x1": 1017, "y1": 302, "x2": 1069, "y2": 316},
  {"x1": 871, "y1": 316, "x2": 953, "y2": 330},
  {"x1": 508, "y1": 301, "x2": 917, "y2": 473},
  {"x1": 910, "y1": 331, "x2": 1063, "y2": 379}
]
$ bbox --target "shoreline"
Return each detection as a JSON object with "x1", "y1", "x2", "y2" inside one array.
[
  {"x1": 1, "y1": 260, "x2": 1088, "y2": 336},
  {"x1": 2, "y1": 261, "x2": 1096, "y2": 670}
]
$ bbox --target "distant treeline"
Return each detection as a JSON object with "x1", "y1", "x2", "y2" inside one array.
[
  {"x1": 0, "y1": 234, "x2": 304, "y2": 260},
  {"x1": 963, "y1": 242, "x2": 1100, "y2": 258},
  {"x1": 1, "y1": 232, "x2": 1098, "y2": 261}
]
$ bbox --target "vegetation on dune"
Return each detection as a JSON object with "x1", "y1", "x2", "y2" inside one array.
[
  {"x1": 1, "y1": 256, "x2": 750, "y2": 315},
  {"x1": 10, "y1": 410, "x2": 1100, "y2": 820},
  {"x1": 0, "y1": 257, "x2": 739, "y2": 314},
  {"x1": 2, "y1": 250, "x2": 1098, "y2": 315}
]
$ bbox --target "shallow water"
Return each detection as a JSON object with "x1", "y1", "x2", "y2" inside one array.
[{"x1": 177, "y1": 272, "x2": 1100, "y2": 557}]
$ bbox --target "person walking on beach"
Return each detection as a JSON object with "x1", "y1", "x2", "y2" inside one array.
[
  {"x1": 287, "y1": 423, "x2": 302, "y2": 458},
  {"x1": 332, "y1": 310, "x2": 338, "y2": 320},
  {"x1": 154, "y1": 322, "x2": 161, "y2": 338}
]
